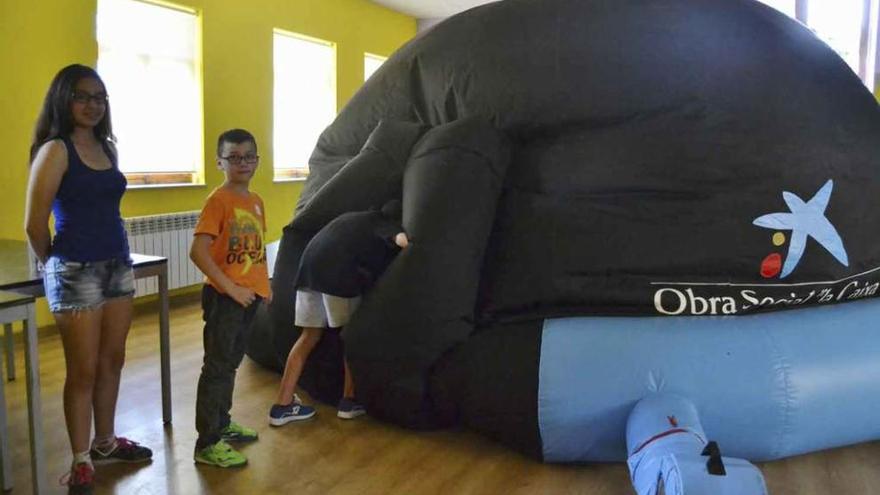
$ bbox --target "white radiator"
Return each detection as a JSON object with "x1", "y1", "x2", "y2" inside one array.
[{"x1": 124, "y1": 211, "x2": 202, "y2": 297}]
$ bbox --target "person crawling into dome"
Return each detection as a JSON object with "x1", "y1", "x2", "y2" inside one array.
[{"x1": 268, "y1": 199, "x2": 409, "y2": 425}]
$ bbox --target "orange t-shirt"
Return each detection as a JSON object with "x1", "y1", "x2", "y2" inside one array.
[{"x1": 194, "y1": 187, "x2": 270, "y2": 297}]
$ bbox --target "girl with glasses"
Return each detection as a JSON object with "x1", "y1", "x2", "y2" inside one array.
[{"x1": 24, "y1": 64, "x2": 152, "y2": 495}]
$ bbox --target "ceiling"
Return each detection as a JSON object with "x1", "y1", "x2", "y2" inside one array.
[{"x1": 369, "y1": 0, "x2": 497, "y2": 19}]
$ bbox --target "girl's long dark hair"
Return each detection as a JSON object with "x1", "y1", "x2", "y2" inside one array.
[{"x1": 29, "y1": 64, "x2": 115, "y2": 163}]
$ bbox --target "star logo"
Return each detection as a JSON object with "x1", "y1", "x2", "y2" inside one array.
[{"x1": 753, "y1": 180, "x2": 849, "y2": 279}]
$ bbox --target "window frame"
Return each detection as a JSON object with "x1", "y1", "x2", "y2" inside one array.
[
  {"x1": 96, "y1": 0, "x2": 205, "y2": 188},
  {"x1": 364, "y1": 52, "x2": 388, "y2": 82},
  {"x1": 272, "y1": 29, "x2": 338, "y2": 182}
]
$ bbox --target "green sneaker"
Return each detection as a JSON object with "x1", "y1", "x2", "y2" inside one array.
[
  {"x1": 221, "y1": 421, "x2": 259, "y2": 443},
  {"x1": 194, "y1": 440, "x2": 247, "y2": 468}
]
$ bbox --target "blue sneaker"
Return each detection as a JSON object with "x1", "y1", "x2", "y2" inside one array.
[
  {"x1": 268, "y1": 402, "x2": 316, "y2": 426},
  {"x1": 337, "y1": 397, "x2": 366, "y2": 419}
]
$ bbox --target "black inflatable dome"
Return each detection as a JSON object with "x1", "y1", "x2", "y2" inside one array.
[{"x1": 247, "y1": 0, "x2": 880, "y2": 459}]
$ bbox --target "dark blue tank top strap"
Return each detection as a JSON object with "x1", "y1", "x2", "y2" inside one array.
[
  {"x1": 61, "y1": 136, "x2": 117, "y2": 170},
  {"x1": 60, "y1": 136, "x2": 80, "y2": 170},
  {"x1": 101, "y1": 140, "x2": 118, "y2": 168}
]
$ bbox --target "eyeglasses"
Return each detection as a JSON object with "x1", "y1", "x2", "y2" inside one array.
[
  {"x1": 71, "y1": 91, "x2": 109, "y2": 105},
  {"x1": 220, "y1": 154, "x2": 260, "y2": 165}
]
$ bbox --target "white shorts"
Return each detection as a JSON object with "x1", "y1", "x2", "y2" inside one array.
[{"x1": 294, "y1": 289, "x2": 361, "y2": 328}]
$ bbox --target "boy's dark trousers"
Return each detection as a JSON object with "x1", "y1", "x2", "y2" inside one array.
[{"x1": 195, "y1": 284, "x2": 261, "y2": 449}]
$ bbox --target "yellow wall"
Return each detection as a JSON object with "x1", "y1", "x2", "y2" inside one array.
[{"x1": 0, "y1": 0, "x2": 415, "y2": 324}]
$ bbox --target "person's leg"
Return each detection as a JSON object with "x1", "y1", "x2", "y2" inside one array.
[
  {"x1": 325, "y1": 295, "x2": 366, "y2": 419},
  {"x1": 43, "y1": 257, "x2": 106, "y2": 459},
  {"x1": 56, "y1": 310, "x2": 103, "y2": 456},
  {"x1": 91, "y1": 296, "x2": 131, "y2": 446},
  {"x1": 275, "y1": 327, "x2": 324, "y2": 406},
  {"x1": 217, "y1": 299, "x2": 261, "y2": 442},
  {"x1": 336, "y1": 359, "x2": 366, "y2": 419},
  {"x1": 329, "y1": 295, "x2": 360, "y2": 399},
  {"x1": 43, "y1": 256, "x2": 106, "y2": 490},
  {"x1": 89, "y1": 282, "x2": 152, "y2": 464},
  {"x1": 267, "y1": 290, "x2": 322, "y2": 426},
  {"x1": 267, "y1": 327, "x2": 321, "y2": 425},
  {"x1": 194, "y1": 286, "x2": 249, "y2": 467},
  {"x1": 342, "y1": 359, "x2": 355, "y2": 399},
  {"x1": 337, "y1": 357, "x2": 366, "y2": 419},
  {"x1": 195, "y1": 286, "x2": 245, "y2": 448}
]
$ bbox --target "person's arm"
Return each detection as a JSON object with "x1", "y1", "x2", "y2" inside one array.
[
  {"x1": 24, "y1": 140, "x2": 68, "y2": 263},
  {"x1": 190, "y1": 234, "x2": 256, "y2": 307}
]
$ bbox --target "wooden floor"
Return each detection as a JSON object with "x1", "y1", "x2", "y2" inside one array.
[{"x1": 3, "y1": 295, "x2": 879, "y2": 494}]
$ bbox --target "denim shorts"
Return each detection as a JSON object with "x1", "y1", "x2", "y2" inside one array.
[{"x1": 43, "y1": 256, "x2": 135, "y2": 313}]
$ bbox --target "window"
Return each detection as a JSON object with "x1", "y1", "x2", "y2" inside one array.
[
  {"x1": 757, "y1": 0, "x2": 797, "y2": 18},
  {"x1": 96, "y1": 0, "x2": 203, "y2": 186},
  {"x1": 807, "y1": 0, "x2": 879, "y2": 90},
  {"x1": 757, "y1": 0, "x2": 879, "y2": 90},
  {"x1": 809, "y1": 0, "x2": 866, "y2": 77},
  {"x1": 273, "y1": 31, "x2": 337, "y2": 180},
  {"x1": 364, "y1": 53, "x2": 388, "y2": 82}
]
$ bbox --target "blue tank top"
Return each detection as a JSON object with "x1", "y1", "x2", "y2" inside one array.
[{"x1": 50, "y1": 137, "x2": 130, "y2": 262}]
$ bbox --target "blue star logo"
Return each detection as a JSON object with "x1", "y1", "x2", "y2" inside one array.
[{"x1": 753, "y1": 179, "x2": 848, "y2": 278}]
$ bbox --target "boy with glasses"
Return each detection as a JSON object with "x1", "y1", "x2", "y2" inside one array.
[{"x1": 190, "y1": 129, "x2": 270, "y2": 467}]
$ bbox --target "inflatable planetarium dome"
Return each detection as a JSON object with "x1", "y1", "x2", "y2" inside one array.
[{"x1": 248, "y1": 0, "x2": 880, "y2": 492}]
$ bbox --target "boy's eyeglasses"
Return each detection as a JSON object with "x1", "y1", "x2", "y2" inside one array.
[
  {"x1": 71, "y1": 91, "x2": 109, "y2": 105},
  {"x1": 220, "y1": 155, "x2": 260, "y2": 165}
]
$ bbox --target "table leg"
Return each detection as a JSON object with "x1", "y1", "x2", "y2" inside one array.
[
  {"x1": 23, "y1": 304, "x2": 44, "y2": 495},
  {"x1": 3, "y1": 323, "x2": 13, "y2": 381},
  {"x1": 159, "y1": 265, "x2": 172, "y2": 425},
  {"x1": 0, "y1": 335, "x2": 11, "y2": 491}
]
